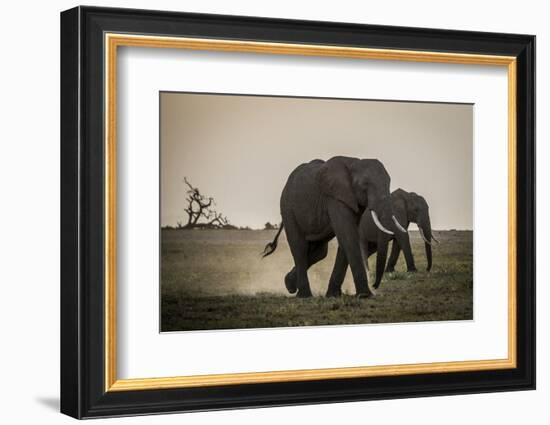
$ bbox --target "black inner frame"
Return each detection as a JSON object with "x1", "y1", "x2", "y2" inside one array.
[{"x1": 60, "y1": 6, "x2": 535, "y2": 419}]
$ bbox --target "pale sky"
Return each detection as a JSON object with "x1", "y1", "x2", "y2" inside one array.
[{"x1": 160, "y1": 92, "x2": 473, "y2": 230}]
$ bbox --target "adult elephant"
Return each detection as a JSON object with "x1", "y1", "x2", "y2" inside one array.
[
  {"x1": 361, "y1": 188, "x2": 439, "y2": 276},
  {"x1": 262, "y1": 156, "x2": 406, "y2": 298}
]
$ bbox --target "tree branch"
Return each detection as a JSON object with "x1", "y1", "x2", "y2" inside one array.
[{"x1": 181, "y1": 177, "x2": 230, "y2": 229}]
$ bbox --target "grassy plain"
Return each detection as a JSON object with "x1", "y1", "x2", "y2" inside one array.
[{"x1": 161, "y1": 229, "x2": 473, "y2": 331}]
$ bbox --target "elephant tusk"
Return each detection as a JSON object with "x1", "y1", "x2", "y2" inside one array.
[
  {"x1": 431, "y1": 234, "x2": 440, "y2": 244},
  {"x1": 371, "y1": 210, "x2": 394, "y2": 235},
  {"x1": 418, "y1": 227, "x2": 432, "y2": 245},
  {"x1": 392, "y1": 216, "x2": 408, "y2": 233}
]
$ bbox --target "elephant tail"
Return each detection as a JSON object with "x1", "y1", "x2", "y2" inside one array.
[{"x1": 261, "y1": 223, "x2": 284, "y2": 258}]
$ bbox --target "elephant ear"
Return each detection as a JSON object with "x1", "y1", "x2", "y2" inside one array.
[
  {"x1": 318, "y1": 157, "x2": 359, "y2": 213},
  {"x1": 393, "y1": 189, "x2": 408, "y2": 207},
  {"x1": 392, "y1": 189, "x2": 409, "y2": 220}
]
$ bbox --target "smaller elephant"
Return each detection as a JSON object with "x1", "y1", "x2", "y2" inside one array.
[{"x1": 360, "y1": 188, "x2": 439, "y2": 275}]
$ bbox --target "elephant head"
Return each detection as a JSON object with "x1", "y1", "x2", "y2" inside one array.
[
  {"x1": 392, "y1": 189, "x2": 438, "y2": 271},
  {"x1": 318, "y1": 156, "x2": 401, "y2": 232}
]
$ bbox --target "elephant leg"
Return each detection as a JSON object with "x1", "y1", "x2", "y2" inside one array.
[
  {"x1": 326, "y1": 246, "x2": 348, "y2": 297},
  {"x1": 283, "y1": 219, "x2": 313, "y2": 298},
  {"x1": 326, "y1": 241, "x2": 378, "y2": 297},
  {"x1": 284, "y1": 270, "x2": 298, "y2": 294},
  {"x1": 285, "y1": 242, "x2": 328, "y2": 294},
  {"x1": 285, "y1": 272, "x2": 303, "y2": 295},
  {"x1": 386, "y1": 240, "x2": 401, "y2": 272},
  {"x1": 398, "y1": 233, "x2": 417, "y2": 272},
  {"x1": 327, "y1": 201, "x2": 373, "y2": 298}
]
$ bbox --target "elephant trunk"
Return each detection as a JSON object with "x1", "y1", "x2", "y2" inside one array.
[
  {"x1": 418, "y1": 217, "x2": 433, "y2": 271},
  {"x1": 373, "y1": 232, "x2": 390, "y2": 289},
  {"x1": 424, "y1": 241, "x2": 432, "y2": 272}
]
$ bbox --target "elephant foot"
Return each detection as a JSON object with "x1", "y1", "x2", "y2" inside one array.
[
  {"x1": 284, "y1": 271, "x2": 297, "y2": 294},
  {"x1": 407, "y1": 267, "x2": 418, "y2": 272},
  {"x1": 296, "y1": 288, "x2": 313, "y2": 298},
  {"x1": 326, "y1": 288, "x2": 342, "y2": 298},
  {"x1": 325, "y1": 280, "x2": 343, "y2": 298},
  {"x1": 385, "y1": 267, "x2": 395, "y2": 273},
  {"x1": 356, "y1": 290, "x2": 375, "y2": 299}
]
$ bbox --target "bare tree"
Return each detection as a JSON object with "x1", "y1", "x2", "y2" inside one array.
[
  {"x1": 181, "y1": 177, "x2": 230, "y2": 229},
  {"x1": 207, "y1": 211, "x2": 229, "y2": 228}
]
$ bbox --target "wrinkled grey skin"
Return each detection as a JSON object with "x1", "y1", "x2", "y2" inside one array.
[
  {"x1": 362, "y1": 188, "x2": 435, "y2": 275},
  {"x1": 263, "y1": 156, "x2": 395, "y2": 298}
]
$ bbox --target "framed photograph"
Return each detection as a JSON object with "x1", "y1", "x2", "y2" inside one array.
[{"x1": 60, "y1": 6, "x2": 535, "y2": 419}]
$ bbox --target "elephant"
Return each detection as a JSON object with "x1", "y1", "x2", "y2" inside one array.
[
  {"x1": 324, "y1": 188, "x2": 438, "y2": 294},
  {"x1": 262, "y1": 156, "x2": 407, "y2": 298},
  {"x1": 362, "y1": 188, "x2": 439, "y2": 276}
]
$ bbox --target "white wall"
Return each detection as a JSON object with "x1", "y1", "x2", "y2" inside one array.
[{"x1": 0, "y1": 1, "x2": 545, "y2": 423}]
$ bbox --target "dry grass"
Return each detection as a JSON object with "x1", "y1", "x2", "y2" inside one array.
[{"x1": 161, "y1": 229, "x2": 472, "y2": 331}]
